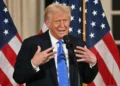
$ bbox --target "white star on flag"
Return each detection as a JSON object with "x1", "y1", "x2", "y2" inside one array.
[
  {"x1": 71, "y1": 4, "x2": 75, "y2": 10},
  {"x1": 91, "y1": 21, "x2": 96, "y2": 27},
  {"x1": 79, "y1": 18, "x2": 81, "y2": 23},
  {"x1": 69, "y1": 27, "x2": 73, "y2": 32},
  {"x1": 3, "y1": 29, "x2": 9, "y2": 35},
  {"x1": 102, "y1": 12, "x2": 105, "y2": 18},
  {"x1": 71, "y1": 16, "x2": 74, "y2": 21},
  {"x1": 93, "y1": 0, "x2": 98, "y2": 5},
  {"x1": 89, "y1": 33, "x2": 95, "y2": 38},
  {"x1": 4, "y1": 18, "x2": 9, "y2": 24},
  {"x1": 92, "y1": 10, "x2": 97, "y2": 16},
  {"x1": 63, "y1": 3, "x2": 67, "y2": 5},
  {"x1": 101, "y1": 23, "x2": 105, "y2": 29},
  {"x1": 3, "y1": 7, "x2": 8, "y2": 13},
  {"x1": 79, "y1": 7, "x2": 82, "y2": 12},
  {"x1": 77, "y1": 29, "x2": 81, "y2": 34},
  {"x1": 86, "y1": 0, "x2": 89, "y2": 2},
  {"x1": 55, "y1": 1, "x2": 59, "y2": 4}
]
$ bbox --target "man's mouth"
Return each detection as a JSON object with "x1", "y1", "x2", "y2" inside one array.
[{"x1": 58, "y1": 30, "x2": 65, "y2": 33}]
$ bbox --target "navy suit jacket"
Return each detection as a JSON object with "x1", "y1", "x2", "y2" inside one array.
[{"x1": 13, "y1": 30, "x2": 98, "y2": 86}]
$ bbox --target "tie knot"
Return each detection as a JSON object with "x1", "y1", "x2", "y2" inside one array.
[{"x1": 58, "y1": 40, "x2": 63, "y2": 45}]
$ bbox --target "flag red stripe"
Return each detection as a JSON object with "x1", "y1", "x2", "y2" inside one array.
[
  {"x1": 88, "y1": 82, "x2": 95, "y2": 86},
  {"x1": 103, "y1": 33, "x2": 120, "y2": 69},
  {"x1": 2, "y1": 44, "x2": 16, "y2": 67},
  {"x1": 16, "y1": 34, "x2": 22, "y2": 43},
  {"x1": 0, "y1": 69, "x2": 12, "y2": 86},
  {"x1": 40, "y1": 30, "x2": 43, "y2": 34},
  {"x1": 91, "y1": 47, "x2": 117, "y2": 85}
]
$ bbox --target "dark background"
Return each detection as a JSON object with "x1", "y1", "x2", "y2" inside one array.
[
  {"x1": 112, "y1": 0, "x2": 120, "y2": 10},
  {"x1": 112, "y1": 0, "x2": 120, "y2": 50},
  {"x1": 45, "y1": 0, "x2": 53, "y2": 8}
]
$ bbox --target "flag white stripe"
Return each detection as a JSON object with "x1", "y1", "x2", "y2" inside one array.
[
  {"x1": 8, "y1": 36, "x2": 21, "y2": 55},
  {"x1": 42, "y1": 23, "x2": 48, "y2": 33},
  {"x1": 94, "y1": 72, "x2": 106, "y2": 86},
  {"x1": 0, "y1": 51, "x2": 17, "y2": 85},
  {"x1": 95, "y1": 40, "x2": 120, "y2": 85}
]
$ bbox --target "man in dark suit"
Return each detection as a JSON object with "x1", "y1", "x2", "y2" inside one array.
[{"x1": 13, "y1": 3, "x2": 98, "y2": 86}]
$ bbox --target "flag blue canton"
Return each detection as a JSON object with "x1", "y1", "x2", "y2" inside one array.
[
  {"x1": 86, "y1": 0, "x2": 110, "y2": 48},
  {"x1": 54, "y1": 0, "x2": 110, "y2": 48},
  {"x1": 0, "y1": 0, "x2": 17, "y2": 49}
]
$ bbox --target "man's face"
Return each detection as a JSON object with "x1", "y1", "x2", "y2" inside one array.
[{"x1": 46, "y1": 12, "x2": 70, "y2": 40}]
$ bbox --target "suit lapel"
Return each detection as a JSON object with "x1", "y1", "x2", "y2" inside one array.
[{"x1": 41, "y1": 31, "x2": 58, "y2": 86}]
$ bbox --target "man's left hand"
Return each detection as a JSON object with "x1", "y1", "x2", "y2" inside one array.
[{"x1": 74, "y1": 46, "x2": 97, "y2": 65}]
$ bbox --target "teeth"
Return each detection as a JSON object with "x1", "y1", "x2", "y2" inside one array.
[
  {"x1": 58, "y1": 30, "x2": 64, "y2": 33},
  {"x1": 58, "y1": 30, "x2": 65, "y2": 31}
]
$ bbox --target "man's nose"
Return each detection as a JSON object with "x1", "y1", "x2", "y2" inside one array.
[{"x1": 59, "y1": 21, "x2": 65, "y2": 27}]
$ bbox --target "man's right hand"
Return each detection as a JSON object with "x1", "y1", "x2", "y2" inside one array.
[{"x1": 31, "y1": 45, "x2": 56, "y2": 67}]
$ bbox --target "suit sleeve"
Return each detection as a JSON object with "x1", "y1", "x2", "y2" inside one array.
[
  {"x1": 78, "y1": 62, "x2": 98, "y2": 84},
  {"x1": 13, "y1": 39, "x2": 40, "y2": 84},
  {"x1": 74, "y1": 38, "x2": 98, "y2": 84}
]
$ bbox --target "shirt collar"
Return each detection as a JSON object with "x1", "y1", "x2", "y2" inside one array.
[{"x1": 49, "y1": 30, "x2": 58, "y2": 46}]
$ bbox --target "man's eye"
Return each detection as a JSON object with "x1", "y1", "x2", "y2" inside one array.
[
  {"x1": 56, "y1": 20, "x2": 60, "y2": 22},
  {"x1": 64, "y1": 20, "x2": 68, "y2": 22}
]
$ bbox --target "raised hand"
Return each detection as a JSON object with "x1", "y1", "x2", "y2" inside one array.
[
  {"x1": 31, "y1": 45, "x2": 57, "y2": 67},
  {"x1": 74, "y1": 46, "x2": 97, "y2": 65}
]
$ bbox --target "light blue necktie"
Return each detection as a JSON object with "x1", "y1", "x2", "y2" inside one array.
[{"x1": 57, "y1": 40, "x2": 69, "y2": 86}]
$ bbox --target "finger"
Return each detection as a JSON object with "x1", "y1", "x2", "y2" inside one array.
[
  {"x1": 76, "y1": 46, "x2": 84, "y2": 50},
  {"x1": 47, "y1": 51, "x2": 57, "y2": 57},
  {"x1": 76, "y1": 46, "x2": 85, "y2": 52},
  {"x1": 45, "y1": 47, "x2": 54, "y2": 53},
  {"x1": 43, "y1": 51, "x2": 56, "y2": 61},
  {"x1": 74, "y1": 49, "x2": 85, "y2": 55},
  {"x1": 75, "y1": 54, "x2": 84, "y2": 58},
  {"x1": 44, "y1": 59, "x2": 49, "y2": 63},
  {"x1": 35, "y1": 45, "x2": 41, "y2": 54},
  {"x1": 84, "y1": 45, "x2": 87, "y2": 49},
  {"x1": 77, "y1": 58, "x2": 85, "y2": 62},
  {"x1": 49, "y1": 55, "x2": 55, "y2": 59},
  {"x1": 45, "y1": 55, "x2": 55, "y2": 63}
]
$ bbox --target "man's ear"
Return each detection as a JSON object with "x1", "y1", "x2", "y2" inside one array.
[{"x1": 45, "y1": 20, "x2": 50, "y2": 27}]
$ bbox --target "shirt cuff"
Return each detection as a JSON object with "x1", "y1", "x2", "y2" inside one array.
[
  {"x1": 31, "y1": 60, "x2": 40, "y2": 72},
  {"x1": 89, "y1": 63, "x2": 96, "y2": 68}
]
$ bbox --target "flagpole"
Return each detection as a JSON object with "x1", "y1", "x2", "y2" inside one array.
[
  {"x1": 40, "y1": 0, "x2": 45, "y2": 29},
  {"x1": 83, "y1": 0, "x2": 87, "y2": 86},
  {"x1": 83, "y1": 0, "x2": 86, "y2": 42}
]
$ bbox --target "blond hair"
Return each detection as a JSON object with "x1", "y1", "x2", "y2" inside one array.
[{"x1": 44, "y1": 3, "x2": 71, "y2": 21}]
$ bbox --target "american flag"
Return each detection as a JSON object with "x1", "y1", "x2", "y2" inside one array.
[
  {"x1": 85, "y1": 0, "x2": 120, "y2": 86},
  {"x1": 0, "y1": 0, "x2": 23, "y2": 86},
  {"x1": 41, "y1": 0, "x2": 120, "y2": 86}
]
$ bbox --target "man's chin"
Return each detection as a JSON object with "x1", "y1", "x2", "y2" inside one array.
[
  {"x1": 57, "y1": 35, "x2": 65, "y2": 39},
  {"x1": 57, "y1": 33, "x2": 68, "y2": 39}
]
